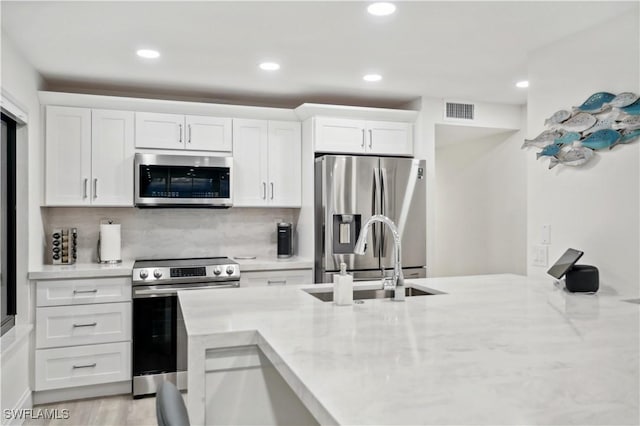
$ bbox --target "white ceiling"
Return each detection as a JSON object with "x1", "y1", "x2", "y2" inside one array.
[{"x1": 2, "y1": 1, "x2": 636, "y2": 108}]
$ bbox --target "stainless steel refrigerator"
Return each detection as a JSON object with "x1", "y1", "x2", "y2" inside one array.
[{"x1": 315, "y1": 155, "x2": 426, "y2": 283}]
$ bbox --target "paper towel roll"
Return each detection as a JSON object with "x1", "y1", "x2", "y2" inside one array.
[{"x1": 99, "y1": 223, "x2": 121, "y2": 263}]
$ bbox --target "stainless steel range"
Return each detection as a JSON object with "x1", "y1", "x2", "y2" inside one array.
[{"x1": 131, "y1": 257, "x2": 240, "y2": 397}]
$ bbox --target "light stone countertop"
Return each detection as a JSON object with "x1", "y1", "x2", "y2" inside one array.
[
  {"x1": 180, "y1": 274, "x2": 640, "y2": 425},
  {"x1": 232, "y1": 255, "x2": 313, "y2": 271},
  {"x1": 28, "y1": 261, "x2": 135, "y2": 280}
]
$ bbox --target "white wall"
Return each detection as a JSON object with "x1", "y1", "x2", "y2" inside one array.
[
  {"x1": 412, "y1": 97, "x2": 524, "y2": 276},
  {"x1": 1, "y1": 31, "x2": 44, "y2": 322},
  {"x1": 1, "y1": 31, "x2": 44, "y2": 418},
  {"x1": 433, "y1": 119, "x2": 527, "y2": 277},
  {"x1": 526, "y1": 10, "x2": 640, "y2": 297}
]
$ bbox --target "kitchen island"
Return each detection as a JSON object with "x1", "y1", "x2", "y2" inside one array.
[{"x1": 179, "y1": 274, "x2": 639, "y2": 425}]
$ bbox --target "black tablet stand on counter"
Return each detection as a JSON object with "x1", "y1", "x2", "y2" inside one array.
[{"x1": 547, "y1": 248, "x2": 599, "y2": 293}]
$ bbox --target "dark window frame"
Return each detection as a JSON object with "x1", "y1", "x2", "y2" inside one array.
[{"x1": 1, "y1": 112, "x2": 17, "y2": 336}]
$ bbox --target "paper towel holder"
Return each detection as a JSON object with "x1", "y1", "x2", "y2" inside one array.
[{"x1": 97, "y1": 219, "x2": 122, "y2": 264}]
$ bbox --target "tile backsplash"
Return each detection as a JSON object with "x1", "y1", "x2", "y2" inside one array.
[{"x1": 41, "y1": 207, "x2": 299, "y2": 264}]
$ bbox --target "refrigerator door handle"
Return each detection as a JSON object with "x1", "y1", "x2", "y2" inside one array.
[
  {"x1": 372, "y1": 168, "x2": 382, "y2": 257},
  {"x1": 380, "y1": 167, "x2": 389, "y2": 255}
]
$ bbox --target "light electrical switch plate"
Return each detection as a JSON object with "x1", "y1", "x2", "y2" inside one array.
[
  {"x1": 542, "y1": 224, "x2": 551, "y2": 244},
  {"x1": 532, "y1": 245, "x2": 548, "y2": 267}
]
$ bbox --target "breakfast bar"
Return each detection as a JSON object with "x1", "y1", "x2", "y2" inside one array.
[{"x1": 179, "y1": 274, "x2": 640, "y2": 425}]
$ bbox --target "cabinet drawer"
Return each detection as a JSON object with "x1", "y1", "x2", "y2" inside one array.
[
  {"x1": 36, "y1": 302, "x2": 131, "y2": 349},
  {"x1": 36, "y1": 277, "x2": 131, "y2": 307},
  {"x1": 35, "y1": 342, "x2": 131, "y2": 391},
  {"x1": 240, "y1": 269, "x2": 312, "y2": 287}
]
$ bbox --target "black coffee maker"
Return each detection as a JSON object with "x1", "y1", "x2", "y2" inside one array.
[{"x1": 277, "y1": 222, "x2": 294, "y2": 258}]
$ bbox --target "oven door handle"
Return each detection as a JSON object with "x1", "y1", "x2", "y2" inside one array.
[{"x1": 133, "y1": 283, "x2": 239, "y2": 298}]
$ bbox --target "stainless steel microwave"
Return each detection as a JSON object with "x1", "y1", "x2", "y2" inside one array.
[{"x1": 134, "y1": 153, "x2": 233, "y2": 207}]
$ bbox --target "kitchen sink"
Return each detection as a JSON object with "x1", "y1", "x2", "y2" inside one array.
[{"x1": 306, "y1": 286, "x2": 438, "y2": 302}]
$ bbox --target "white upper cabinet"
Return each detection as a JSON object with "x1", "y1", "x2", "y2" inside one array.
[
  {"x1": 233, "y1": 119, "x2": 269, "y2": 206},
  {"x1": 233, "y1": 119, "x2": 301, "y2": 207},
  {"x1": 135, "y1": 112, "x2": 184, "y2": 150},
  {"x1": 185, "y1": 115, "x2": 232, "y2": 151},
  {"x1": 135, "y1": 112, "x2": 232, "y2": 152},
  {"x1": 45, "y1": 106, "x2": 92, "y2": 206},
  {"x1": 314, "y1": 117, "x2": 413, "y2": 156},
  {"x1": 45, "y1": 106, "x2": 134, "y2": 206},
  {"x1": 367, "y1": 121, "x2": 413, "y2": 156},
  {"x1": 268, "y1": 121, "x2": 302, "y2": 207},
  {"x1": 91, "y1": 109, "x2": 135, "y2": 206},
  {"x1": 314, "y1": 118, "x2": 367, "y2": 154}
]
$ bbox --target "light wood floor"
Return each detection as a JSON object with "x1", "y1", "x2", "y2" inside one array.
[{"x1": 25, "y1": 394, "x2": 159, "y2": 426}]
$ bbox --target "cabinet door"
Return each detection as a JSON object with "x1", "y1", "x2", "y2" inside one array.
[
  {"x1": 35, "y1": 342, "x2": 131, "y2": 391},
  {"x1": 366, "y1": 121, "x2": 413, "y2": 156},
  {"x1": 232, "y1": 119, "x2": 268, "y2": 206},
  {"x1": 267, "y1": 121, "x2": 301, "y2": 207},
  {"x1": 135, "y1": 112, "x2": 184, "y2": 150},
  {"x1": 91, "y1": 109, "x2": 134, "y2": 206},
  {"x1": 314, "y1": 117, "x2": 366, "y2": 153},
  {"x1": 45, "y1": 106, "x2": 92, "y2": 205},
  {"x1": 185, "y1": 115, "x2": 232, "y2": 152},
  {"x1": 240, "y1": 269, "x2": 313, "y2": 287}
]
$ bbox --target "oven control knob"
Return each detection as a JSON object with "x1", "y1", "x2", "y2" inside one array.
[
  {"x1": 153, "y1": 269, "x2": 163, "y2": 279},
  {"x1": 139, "y1": 270, "x2": 148, "y2": 279},
  {"x1": 226, "y1": 266, "x2": 235, "y2": 275},
  {"x1": 213, "y1": 267, "x2": 222, "y2": 276}
]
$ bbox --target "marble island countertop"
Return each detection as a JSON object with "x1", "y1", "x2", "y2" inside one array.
[{"x1": 179, "y1": 274, "x2": 640, "y2": 425}]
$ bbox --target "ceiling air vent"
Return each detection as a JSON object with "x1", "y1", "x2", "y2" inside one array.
[{"x1": 444, "y1": 101, "x2": 475, "y2": 121}]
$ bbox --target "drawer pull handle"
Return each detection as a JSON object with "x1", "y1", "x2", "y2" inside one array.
[
  {"x1": 73, "y1": 289, "x2": 98, "y2": 294},
  {"x1": 72, "y1": 363, "x2": 97, "y2": 369},
  {"x1": 73, "y1": 322, "x2": 97, "y2": 328},
  {"x1": 267, "y1": 279, "x2": 286, "y2": 286}
]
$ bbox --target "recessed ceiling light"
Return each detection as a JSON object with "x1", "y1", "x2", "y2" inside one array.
[
  {"x1": 363, "y1": 74, "x2": 383, "y2": 82},
  {"x1": 259, "y1": 62, "x2": 280, "y2": 71},
  {"x1": 136, "y1": 49, "x2": 160, "y2": 59},
  {"x1": 367, "y1": 2, "x2": 396, "y2": 16},
  {"x1": 516, "y1": 80, "x2": 529, "y2": 88}
]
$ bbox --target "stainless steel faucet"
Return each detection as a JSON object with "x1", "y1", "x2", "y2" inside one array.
[{"x1": 354, "y1": 215, "x2": 405, "y2": 301}]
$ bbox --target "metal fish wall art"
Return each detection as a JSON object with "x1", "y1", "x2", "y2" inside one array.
[
  {"x1": 523, "y1": 91, "x2": 640, "y2": 169},
  {"x1": 573, "y1": 92, "x2": 616, "y2": 113},
  {"x1": 549, "y1": 144, "x2": 595, "y2": 169},
  {"x1": 544, "y1": 110, "x2": 571, "y2": 126},
  {"x1": 580, "y1": 129, "x2": 621, "y2": 150},
  {"x1": 620, "y1": 99, "x2": 640, "y2": 115},
  {"x1": 554, "y1": 132, "x2": 581, "y2": 145},
  {"x1": 608, "y1": 92, "x2": 639, "y2": 108},
  {"x1": 522, "y1": 129, "x2": 565, "y2": 149},
  {"x1": 554, "y1": 112, "x2": 597, "y2": 132},
  {"x1": 620, "y1": 128, "x2": 640, "y2": 144}
]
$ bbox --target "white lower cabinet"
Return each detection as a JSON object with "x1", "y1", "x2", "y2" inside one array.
[
  {"x1": 240, "y1": 269, "x2": 313, "y2": 287},
  {"x1": 35, "y1": 342, "x2": 131, "y2": 391},
  {"x1": 36, "y1": 302, "x2": 131, "y2": 349},
  {"x1": 36, "y1": 276, "x2": 131, "y2": 307},
  {"x1": 34, "y1": 277, "x2": 132, "y2": 394}
]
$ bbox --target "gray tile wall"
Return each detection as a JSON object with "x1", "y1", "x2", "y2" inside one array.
[{"x1": 41, "y1": 207, "x2": 299, "y2": 263}]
